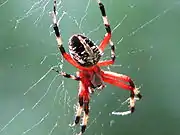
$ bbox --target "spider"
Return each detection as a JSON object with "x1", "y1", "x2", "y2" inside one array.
[{"x1": 52, "y1": 0, "x2": 142, "y2": 134}]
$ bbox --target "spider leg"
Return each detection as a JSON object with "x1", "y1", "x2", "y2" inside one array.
[
  {"x1": 52, "y1": 68, "x2": 80, "y2": 81},
  {"x1": 102, "y1": 71, "x2": 141, "y2": 95},
  {"x1": 69, "y1": 96, "x2": 83, "y2": 127},
  {"x1": 97, "y1": 58, "x2": 114, "y2": 67},
  {"x1": 97, "y1": 0, "x2": 112, "y2": 51},
  {"x1": 80, "y1": 100, "x2": 89, "y2": 134},
  {"x1": 101, "y1": 70, "x2": 142, "y2": 113},
  {"x1": 70, "y1": 81, "x2": 90, "y2": 134},
  {"x1": 102, "y1": 74, "x2": 135, "y2": 91},
  {"x1": 52, "y1": 0, "x2": 90, "y2": 71},
  {"x1": 78, "y1": 86, "x2": 90, "y2": 134},
  {"x1": 96, "y1": 0, "x2": 115, "y2": 66},
  {"x1": 71, "y1": 81, "x2": 90, "y2": 134}
]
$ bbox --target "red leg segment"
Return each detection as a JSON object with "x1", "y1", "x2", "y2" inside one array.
[
  {"x1": 97, "y1": 59, "x2": 114, "y2": 66},
  {"x1": 101, "y1": 70, "x2": 135, "y2": 92},
  {"x1": 98, "y1": 33, "x2": 111, "y2": 52},
  {"x1": 62, "y1": 53, "x2": 91, "y2": 70}
]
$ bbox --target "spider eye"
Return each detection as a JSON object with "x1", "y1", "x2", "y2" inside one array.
[{"x1": 69, "y1": 34, "x2": 101, "y2": 67}]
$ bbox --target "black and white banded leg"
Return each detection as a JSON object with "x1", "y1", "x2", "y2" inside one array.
[
  {"x1": 52, "y1": 68, "x2": 80, "y2": 81},
  {"x1": 97, "y1": 0, "x2": 116, "y2": 67}
]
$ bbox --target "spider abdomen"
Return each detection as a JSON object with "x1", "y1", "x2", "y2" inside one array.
[{"x1": 69, "y1": 34, "x2": 101, "y2": 67}]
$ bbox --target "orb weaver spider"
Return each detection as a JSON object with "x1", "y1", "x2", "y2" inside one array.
[{"x1": 52, "y1": 0, "x2": 142, "y2": 134}]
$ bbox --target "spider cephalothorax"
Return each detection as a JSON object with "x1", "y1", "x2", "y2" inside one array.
[{"x1": 68, "y1": 34, "x2": 101, "y2": 67}]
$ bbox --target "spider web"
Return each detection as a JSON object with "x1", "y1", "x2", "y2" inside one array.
[{"x1": 0, "y1": 0, "x2": 179, "y2": 135}]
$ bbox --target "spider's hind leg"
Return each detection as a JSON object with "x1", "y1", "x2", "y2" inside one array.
[
  {"x1": 69, "y1": 96, "x2": 84, "y2": 127},
  {"x1": 102, "y1": 71, "x2": 142, "y2": 113},
  {"x1": 79, "y1": 100, "x2": 89, "y2": 134},
  {"x1": 129, "y1": 86, "x2": 142, "y2": 113}
]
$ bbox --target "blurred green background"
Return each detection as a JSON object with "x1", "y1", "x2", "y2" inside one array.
[{"x1": 0, "y1": 0, "x2": 180, "y2": 135}]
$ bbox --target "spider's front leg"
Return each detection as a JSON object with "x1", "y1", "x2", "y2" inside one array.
[
  {"x1": 96, "y1": 0, "x2": 115, "y2": 67},
  {"x1": 52, "y1": 0, "x2": 90, "y2": 71},
  {"x1": 101, "y1": 70, "x2": 142, "y2": 113}
]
